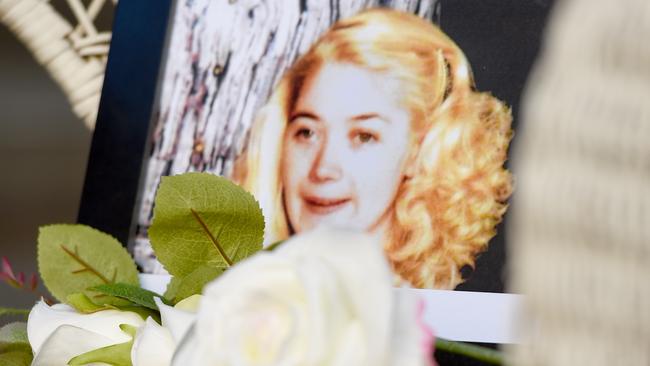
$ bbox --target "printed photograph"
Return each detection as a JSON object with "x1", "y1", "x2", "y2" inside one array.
[{"x1": 134, "y1": 0, "x2": 513, "y2": 290}]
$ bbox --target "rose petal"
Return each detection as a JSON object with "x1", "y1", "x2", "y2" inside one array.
[
  {"x1": 174, "y1": 228, "x2": 410, "y2": 366},
  {"x1": 296, "y1": 256, "x2": 352, "y2": 362},
  {"x1": 154, "y1": 297, "x2": 196, "y2": 344},
  {"x1": 174, "y1": 294, "x2": 202, "y2": 311},
  {"x1": 31, "y1": 325, "x2": 116, "y2": 366},
  {"x1": 279, "y1": 228, "x2": 394, "y2": 364},
  {"x1": 131, "y1": 317, "x2": 175, "y2": 366},
  {"x1": 171, "y1": 324, "x2": 199, "y2": 366},
  {"x1": 27, "y1": 299, "x2": 144, "y2": 354},
  {"x1": 198, "y1": 255, "x2": 308, "y2": 364},
  {"x1": 330, "y1": 321, "x2": 366, "y2": 366}
]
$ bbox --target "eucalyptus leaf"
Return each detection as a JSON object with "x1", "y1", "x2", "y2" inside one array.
[
  {"x1": 67, "y1": 324, "x2": 137, "y2": 366},
  {"x1": 148, "y1": 173, "x2": 264, "y2": 277},
  {"x1": 172, "y1": 265, "x2": 225, "y2": 303},
  {"x1": 0, "y1": 308, "x2": 29, "y2": 320},
  {"x1": 0, "y1": 323, "x2": 28, "y2": 344},
  {"x1": 90, "y1": 283, "x2": 167, "y2": 311},
  {"x1": 37, "y1": 224, "x2": 139, "y2": 305}
]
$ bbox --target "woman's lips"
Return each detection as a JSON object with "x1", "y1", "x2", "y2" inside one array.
[{"x1": 303, "y1": 196, "x2": 351, "y2": 215}]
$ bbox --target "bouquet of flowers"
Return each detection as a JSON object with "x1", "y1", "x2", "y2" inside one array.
[{"x1": 0, "y1": 173, "x2": 501, "y2": 365}]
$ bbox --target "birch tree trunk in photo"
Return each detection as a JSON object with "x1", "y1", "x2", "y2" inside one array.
[{"x1": 134, "y1": 0, "x2": 440, "y2": 273}]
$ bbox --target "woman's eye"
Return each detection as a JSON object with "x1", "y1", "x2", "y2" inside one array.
[
  {"x1": 294, "y1": 128, "x2": 315, "y2": 141},
  {"x1": 352, "y1": 131, "x2": 378, "y2": 144}
]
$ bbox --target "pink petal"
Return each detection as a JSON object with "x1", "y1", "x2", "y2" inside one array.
[
  {"x1": 417, "y1": 299, "x2": 437, "y2": 366},
  {"x1": 1, "y1": 257, "x2": 16, "y2": 281},
  {"x1": 0, "y1": 273, "x2": 22, "y2": 289},
  {"x1": 30, "y1": 273, "x2": 38, "y2": 291}
]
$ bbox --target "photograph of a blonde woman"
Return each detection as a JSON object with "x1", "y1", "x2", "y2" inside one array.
[
  {"x1": 233, "y1": 9, "x2": 513, "y2": 289},
  {"x1": 132, "y1": 0, "x2": 536, "y2": 292}
]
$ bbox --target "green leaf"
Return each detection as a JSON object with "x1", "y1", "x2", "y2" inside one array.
[
  {"x1": 37, "y1": 224, "x2": 139, "y2": 305},
  {"x1": 90, "y1": 295, "x2": 134, "y2": 308},
  {"x1": 0, "y1": 323, "x2": 28, "y2": 344},
  {"x1": 163, "y1": 276, "x2": 182, "y2": 303},
  {"x1": 148, "y1": 173, "x2": 264, "y2": 277},
  {"x1": 0, "y1": 329, "x2": 32, "y2": 366},
  {"x1": 0, "y1": 344, "x2": 33, "y2": 366},
  {"x1": 67, "y1": 293, "x2": 111, "y2": 313},
  {"x1": 0, "y1": 324, "x2": 32, "y2": 365},
  {"x1": 435, "y1": 338, "x2": 504, "y2": 365},
  {"x1": 90, "y1": 283, "x2": 167, "y2": 311},
  {"x1": 68, "y1": 324, "x2": 137, "y2": 366},
  {"x1": 264, "y1": 240, "x2": 285, "y2": 251},
  {"x1": 0, "y1": 342, "x2": 31, "y2": 354},
  {"x1": 67, "y1": 292, "x2": 161, "y2": 322},
  {"x1": 113, "y1": 305, "x2": 161, "y2": 324},
  {"x1": 0, "y1": 308, "x2": 29, "y2": 320},
  {"x1": 172, "y1": 265, "x2": 225, "y2": 303}
]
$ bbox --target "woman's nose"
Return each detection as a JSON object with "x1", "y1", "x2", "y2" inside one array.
[{"x1": 309, "y1": 136, "x2": 342, "y2": 182}]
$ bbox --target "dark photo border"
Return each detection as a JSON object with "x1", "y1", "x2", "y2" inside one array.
[{"x1": 78, "y1": 0, "x2": 174, "y2": 245}]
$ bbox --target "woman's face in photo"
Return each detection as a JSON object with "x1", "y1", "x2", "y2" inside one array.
[{"x1": 282, "y1": 62, "x2": 412, "y2": 234}]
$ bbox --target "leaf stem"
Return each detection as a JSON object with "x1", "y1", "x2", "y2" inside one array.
[
  {"x1": 60, "y1": 244, "x2": 112, "y2": 284},
  {"x1": 435, "y1": 338, "x2": 503, "y2": 365},
  {"x1": 190, "y1": 209, "x2": 233, "y2": 266}
]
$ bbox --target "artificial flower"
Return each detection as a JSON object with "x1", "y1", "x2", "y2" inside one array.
[
  {"x1": 27, "y1": 300, "x2": 144, "y2": 365},
  {"x1": 172, "y1": 227, "x2": 434, "y2": 366},
  {"x1": 27, "y1": 294, "x2": 202, "y2": 366},
  {"x1": 131, "y1": 317, "x2": 175, "y2": 366},
  {"x1": 131, "y1": 296, "x2": 200, "y2": 366}
]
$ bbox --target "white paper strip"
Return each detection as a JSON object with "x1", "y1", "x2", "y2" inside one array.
[
  {"x1": 401, "y1": 288, "x2": 522, "y2": 344},
  {"x1": 139, "y1": 274, "x2": 521, "y2": 344}
]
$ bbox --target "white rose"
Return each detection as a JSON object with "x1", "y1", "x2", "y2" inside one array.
[
  {"x1": 131, "y1": 296, "x2": 199, "y2": 366},
  {"x1": 27, "y1": 301, "x2": 145, "y2": 366},
  {"x1": 172, "y1": 228, "x2": 433, "y2": 366},
  {"x1": 27, "y1": 295, "x2": 201, "y2": 366}
]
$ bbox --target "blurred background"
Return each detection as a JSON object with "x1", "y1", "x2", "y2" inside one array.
[
  {"x1": 0, "y1": 0, "x2": 112, "y2": 315},
  {"x1": 1, "y1": 1, "x2": 648, "y2": 365}
]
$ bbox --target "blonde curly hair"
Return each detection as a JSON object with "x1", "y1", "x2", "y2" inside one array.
[{"x1": 234, "y1": 8, "x2": 513, "y2": 289}]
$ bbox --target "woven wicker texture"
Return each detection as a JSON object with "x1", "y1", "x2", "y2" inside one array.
[
  {"x1": 508, "y1": 0, "x2": 650, "y2": 364},
  {"x1": 0, "y1": 0, "x2": 116, "y2": 129}
]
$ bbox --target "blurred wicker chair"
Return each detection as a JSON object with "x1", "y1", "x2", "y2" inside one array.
[
  {"x1": 508, "y1": 0, "x2": 650, "y2": 364},
  {"x1": 0, "y1": 0, "x2": 117, "y2": 129}
]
